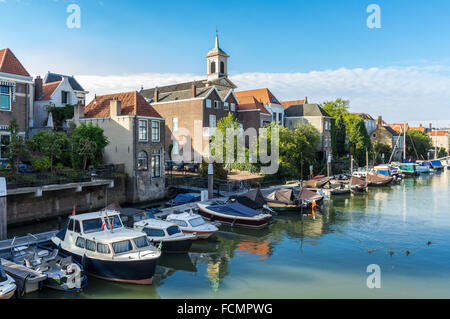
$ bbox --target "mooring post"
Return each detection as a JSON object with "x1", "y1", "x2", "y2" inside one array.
[
  {"x1": 0, "y1": 177, "x2": 7, "y2": 240},
  {"x1": 208, "y1": 164, "x2": 214, "y2": 200}
]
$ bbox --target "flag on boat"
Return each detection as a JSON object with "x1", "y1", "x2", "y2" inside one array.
[
  {"x1": 101, "y1": 220, "x2": 106, "y2": 230},
  {"x1": 158, "y1": 242, "x2": 162, "y2": 250}
]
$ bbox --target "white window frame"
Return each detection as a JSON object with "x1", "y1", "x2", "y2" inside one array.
[
  {"x1": 151, "y1": 120, "x2": 160, "y2": 142},
  {"x1": 230, "y1": 103, "x2": 236, "y2": 111},
  {"x1": 151, "y1": 150, "x2": 161, "y2": 178},
  {"x1": 206, "y1": 99, "x2": 212, "y2": 108},
  {"x1": 214, "y1": 101, "x2": 220, "y2": 109},
  {"x1": 137, "y1": 151, "x2": 149, "y2": 171},
  {"x1": 224, "y1": 102, "x2": 229, "y2": 110},
  {"x1": 0, "y1": 85, "x2": 12, "y2": 112},
  {"x1": 138, "y1": 119, "x2": 148, "y2": 142}
]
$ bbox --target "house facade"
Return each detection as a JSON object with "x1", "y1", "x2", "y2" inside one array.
[
  {"x1": 140, "y1": 34, "x2": 239, "y2": 162},
  {"x1": 356, "y1": 113, "x2": 377, "y2": 135},
  {"x1": 283, "y1": 102, "x2": 333, "y2": 159},
  {"x1": 428, "y1": 130, "x2": 449, "y2": 155},
  {"x1": 235, "y1": 88, "x2": 284, "y2": 127},
  {"x1": 371, "y1": 116, "x2": 404, "y2": 161},
  {"x1": 0, "y1": 48, "x2": 34, "y2": 159},
  {"x1": 77, "y1": 91, "x2": 166, "y2": 203},
  {"x1": 33, "y1": 72, "x2": 88, "y2": 131}
]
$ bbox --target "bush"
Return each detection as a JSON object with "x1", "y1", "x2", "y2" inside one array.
[{"x1": 31, "y1": 156, "x2": 51, "y2": 171}]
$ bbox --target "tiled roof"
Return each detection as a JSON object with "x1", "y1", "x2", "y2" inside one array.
[
  {"x1": 237, "y1": 96, "x2": 270, "y2": 114},
  {"x1": 84, "y1": 91, "x2": 162, "y2": 119},
  {"x1": 235, "y1": 88, "x2": 280, "y2": 105},
  {"x1": 284, "y1": 104, "x2": 332, "y2": 117},
  {"x1": 45, "y1": 72, "x2": 85, "y2": 92},
  {"x1": 0, "y1": 48, "x2": 30, "y2": 77},
  {"x1": 386, "y1": 124, "x2": 409, "y2": 133},
  {"x1": 280, "y1": 99, "x2": 307, "y2": 109},
  {"x1": 428, "y1": 131, "x2": 448, "y2": 137},
  {"x1": 356, "y1": 113, "x2": 375, "y2": 120},
  {"x1": 39, "y1": 81, "x2": 62, "y2": 101},
  {"x1": 410, "y1": 126, "x2": 426, "y2": 133},
  {"x1": 383, "y1": 126, "x2": 399, "y2": 136}
]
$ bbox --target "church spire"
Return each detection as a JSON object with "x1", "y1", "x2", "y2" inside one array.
[{"x1": 215, "y1": 27, "x2": 219, "y2": 49}]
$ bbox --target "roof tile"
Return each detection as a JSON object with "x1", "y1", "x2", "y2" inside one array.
[{"x1": 0, "y1": 48, "x2": 30, "y2": 77}]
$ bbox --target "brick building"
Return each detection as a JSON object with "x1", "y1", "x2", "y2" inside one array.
[
  {"x1": 77, "y1": 91, "x2": 166, "y2": 203},
  {"x1": 140, "y1": 33, "x2": 239, "y2": 162},
  {"x1": 0, "y1": 48, "x2": 34, "y2": 158}
]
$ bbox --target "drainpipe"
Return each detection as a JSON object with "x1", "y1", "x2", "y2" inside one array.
[
  {"x1": 25, "y1": 83, "x2": 29, "y2": 139},
  {"x1": 134, "y1": 116, "x2": 138, "y2": 203}
]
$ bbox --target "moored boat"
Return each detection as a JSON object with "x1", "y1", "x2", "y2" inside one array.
[
  {"x1": 51, "y1": 210, "x2": 161, "y2": 285},
  {"x1": 297, "y1": 188, "x2": 324, "y2": 207},
  {"x1": 366, "y1": 171, "x2": 393, "y2": 186},
  {"x1": 265, "y1": 188, "x2": 300, "y2": 212},
  {"x1": 134, "y1": 219, "x2": 195, "y2": 253},
  {"x1": 166, "y1": 210, "x2": 219, "y2": 239},
  {"x1": 0, "y1": 261, "x2": 16, "y2": 299},
  {"x1": 165, "y1": 193, "x2": 200, "y2": 207},
  {"x1": 396, "y1": 163, "x2": 419, "y2": 176},
  {"x1": 196, "y1": 202, "x2": 272, "y2": 229},
  {"x1": 302, "y1": 177, "x2": 331, "y2": 189},
  {"x1": 430, "y1": 160, "x2": 444, "y2": 171},
  {"x1": 349, "y1": 176, "x2": 368, "y2": 193}
]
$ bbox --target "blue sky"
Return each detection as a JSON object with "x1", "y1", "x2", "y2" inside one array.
[{"x1": 1, "y1": 0, "x2": 450, "y2": 125}]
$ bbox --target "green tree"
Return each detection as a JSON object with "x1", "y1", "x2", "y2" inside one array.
[
  {"x1": 71, "y1": 122, "x2": 109, "y2": 169},
  {"x1": 348, "y1": 117, "x2": 372, "y2": 166},
  {"x1": 322, "y1": 98, "x2": 360, "y2": 135},
  {"x1": 335, "y1": 114, "x2": 347, "y2": 157},
  {"x1": 405, "y1": 130, "x2": 432, "y2": 160},
  {"x1": 6, "y1": 117, "x2": 29, "y2": 172},
  {"x1": 45, "y1": 104, "x2": 74, "y2": 130},
  {"x1": 373, "y1": 143, "x2": 391, "y2": 164},
  {"x1": 29, "y1": 131, "x2": 68, "y2": 171}
]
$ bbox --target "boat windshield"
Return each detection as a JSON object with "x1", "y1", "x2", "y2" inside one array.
[
  {"x1": 189, "y1": 217, "x2": 206, "y2": 227},
  {"x1": 83, "y1": 218, "x2": 103, "y2": 233},
  {"x1": 105, "y1": 215, "x2": 123, "y2": 230},
  {"x1": 134, "y1": 213, "x2": 150, "y2": 223},
  {"x1": 167, "y1": 225, "x2": 181, "y2": 236},
  {"x1": 134, "y1": 236, "x2": 150, "y2": 249},
  {"x1": 112, "y1": 240, "x2": 133, "y2": 254}
]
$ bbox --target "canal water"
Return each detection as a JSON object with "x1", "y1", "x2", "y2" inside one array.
[{"x1": 12, "y1": 169, "x2": 450, "y2": 298}]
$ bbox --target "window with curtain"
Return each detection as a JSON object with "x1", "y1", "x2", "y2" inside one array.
[
  {"x1": 134, "y1": 236, "x2": 150, "y2": 248},
  {"x1": 138, "y1": 120, "x2": 148, "y2": 141},
  {"x1": 151, "y1": 121, "x2": 160, "y2": 142},
  {"x1": 86, "y1": 240, "x2": 96, "y2": 251},
  {"x1": 151, "y1": 150, "x2": 161, "y2": 177},
  {"x1": 144, "y1": 228, "x2": 165, "y2": 237},
  {"x1": 97, "y1": 243, "x2": 111, "y2": 254},
  {"x1": 75, "y1": 237, "x2": 85, "y2": 249},
  {"x1": 0, "y1": 85, "x2": 11, "y2": 111},
  {"x1": 112, "y1": 240, "x2": 133, "y2": 254},
  {"x1": 138, "y1": 151, "x2": 148, "y2": 171}
]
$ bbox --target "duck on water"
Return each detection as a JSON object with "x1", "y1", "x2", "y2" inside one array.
[{"x1": 51, "y1": 210, "x2": 161, "y2": 285}]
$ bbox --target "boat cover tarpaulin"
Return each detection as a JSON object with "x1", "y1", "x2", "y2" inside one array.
[
  {"x1": 302, "y1": 177, "x2": 331, "y2": 188},
  {"x1": 266, "y1": 188, "x2": 294, "y2": 204},
  {"x1": 229, "y1": 189, "x2": 266, "y2": 209},
  {"x1": 431, "y1": 160, "x2": 443, "y2": 168},
  {"x1": 350, "y1": 176, "x2": 366, "y2": 186},
  {"x1": 173, "y1": 193, "x2": 198, "y2": 204},
  {"x1": 0, "y1": 261, "x2": 7, "y2": 282},
  {"x1": 206, "y1": 202, "x2": 262, "y2": 218},
  {"x1": 296, "y1": 189, "x2": 322, "y2": 201},
  {"x1": 367, "y1": 172, "x2": 393, "y2": 184}
]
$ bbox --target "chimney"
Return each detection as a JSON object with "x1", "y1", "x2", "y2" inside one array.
[
  {"x1": 429, "y1": 123, "x2": 432, "y2": 129},
  {"x1": 154, "y1": 87, "x2": 159, "y2": 102},
  {"x1": 191, "y1": 83, "x2": 196, "y2": 98},
  {"x1": 110, "y1": 97, "x2": 121, "y2": 118},
  {"x1": 34, "y1": 76, "x2": 43, "y2": 100}
]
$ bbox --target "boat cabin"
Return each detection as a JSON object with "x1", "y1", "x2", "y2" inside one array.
[
  {"x1": 166, "y1": 211, "x2": 208, "y2": 229},
  {"x1": 55, "y1": 210, "x2": 155, "y2": 259},
  {"x1": 134, "y1": 219, "x2": 185, "y2": 240},
  {"x1": 119, "y1": 208, "x2": 153, "y2": 228}
]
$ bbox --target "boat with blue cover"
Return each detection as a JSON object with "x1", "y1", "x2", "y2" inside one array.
[
  {"x1": 196, "y1": 202, "x2": 272, "y2": 229},
  {"x1": 165, "y1": 193, "x2": 200, "y2": 207},
  {"x1": 430, "y1": 160, "x2": 444, "y2": 171},
  {"x1": 51, "y1": 210, "x2": 161, "y2": 285}
]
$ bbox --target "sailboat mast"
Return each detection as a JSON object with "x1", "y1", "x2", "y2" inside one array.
[{"x1": 403, "y1": 123, "x2": 406, "y2": 162}]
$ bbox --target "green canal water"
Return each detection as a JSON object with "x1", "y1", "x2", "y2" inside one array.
[{"x1": 13, "y1": 169, "x2": 450, "y2": 299}]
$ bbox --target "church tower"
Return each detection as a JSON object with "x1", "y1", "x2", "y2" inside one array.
[{"x1": 206, "y1": 30, "x2": 229, "y2": 81}]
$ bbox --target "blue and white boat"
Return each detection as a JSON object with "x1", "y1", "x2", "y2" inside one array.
[
  {"x1": 430, "y1": 160, "x2": 444, "y2": 171},
  {"x1": 165, "y1": 193, "x2": 200, "y2": 207},
  {"x1": 51, "y1": 210, "x2": 161, "y2": 285}
]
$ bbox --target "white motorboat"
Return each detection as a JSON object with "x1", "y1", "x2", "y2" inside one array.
[
  {"x1": 166, "y1": 210, "x2": 219, "y2": 239},
  {"x1": 134, "y1": 219, "x2": 196, "y2": 253},
  {"x1": 0, "y1": 262, "x2": 16, "y2": 299},
  {"x1": 51, "y1": 210, "x2": 161, "y2": 285}
]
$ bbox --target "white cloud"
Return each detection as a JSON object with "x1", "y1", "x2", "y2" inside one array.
[{"x1": 75, "y1": 65, "x2": 450, "y2": 127}]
